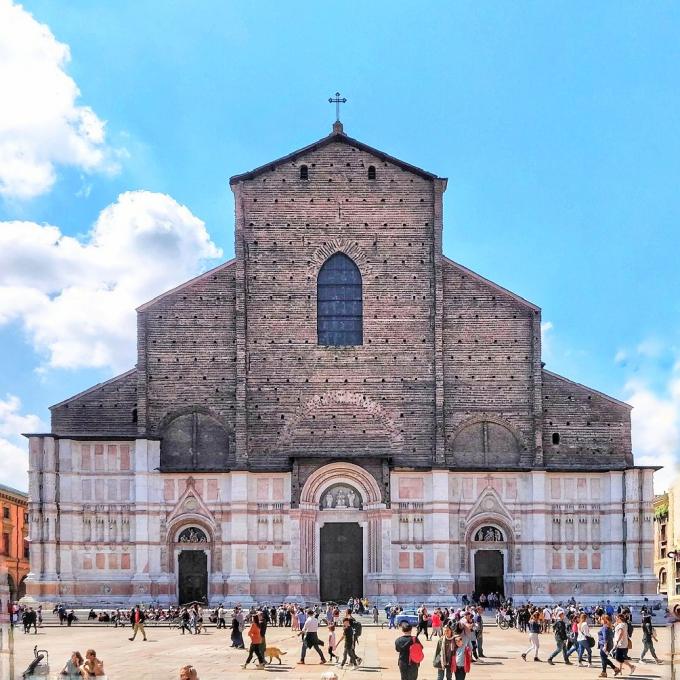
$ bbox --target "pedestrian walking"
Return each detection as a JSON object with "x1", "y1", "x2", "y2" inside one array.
[
  {"x1": 128, "y1": 605, "x2": 148, "y2": 642},
  {"x1": 612, "y1": 613, "x2": 635, "y2": 675},
  {"x1": 596, "y1": 615, "x2": 618, "y2": 678},
  {"x1": 640, "y1": 613, "x2": 662, "y2": 664},
  {"x1": 575, "y1": 612, "x2": 592, "y2": 666},
  {"x1": 337, "y1": 617, "x2": 361, "y2": 668},
  {"x1": 473, "y1": 606, "x2": 485, "y2": 657},
  {"x1": 395, "y1": 621, "x2": 422, "y2": 680},
  {"x1": 230, "y1": 608, "x2": 245, "y2": 648},
  {"x1": 298, "y1": 609, "x2": 327, "y2": 665},
  {"x1": 327, "y1": 624, "x2": 338, "y2": 662},
  {"x1": 241, "y1": 617, "x2": 265, "y2": 669},
  {"x1": 547, "y1": 611, "x2": 571, "y2": 665},
  {"x1": 521, "y1": 611, "x2": 541, "y2": 662},
  {"x1": 433, "y1": 625, "x2": 455, "y2": 680}
]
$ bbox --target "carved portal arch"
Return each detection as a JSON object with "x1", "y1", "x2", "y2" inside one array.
[
  {"x1": 463, "y1": 515, "x2": 516, "y2": 574},
  {"x1": 300, "y1": 461, "x2": 384, "y2": 509}
]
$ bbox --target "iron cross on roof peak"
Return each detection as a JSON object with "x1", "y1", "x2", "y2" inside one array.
[{"x1": 329, "y1": 92, "x2": 347, "y2": 121}]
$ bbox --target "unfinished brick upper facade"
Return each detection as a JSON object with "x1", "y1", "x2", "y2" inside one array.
[{"x1": 31, "y1": 124, "x2": 655, "y2": 605}]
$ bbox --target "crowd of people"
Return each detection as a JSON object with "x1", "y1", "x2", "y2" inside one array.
[{"x1": 9, "y1": 593, "x2": 667, "y2": 679}]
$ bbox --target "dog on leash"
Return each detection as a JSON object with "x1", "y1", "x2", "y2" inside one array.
[{"x1": 264, "y1": 647, "x2": 287, "y2": 664}]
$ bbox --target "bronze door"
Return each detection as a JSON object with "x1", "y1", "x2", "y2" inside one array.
[
  {"x1": 474, "y1": 549, "x2": 504, "y2": 595},
  {"x1": 178, "y1": 550, "x2": 208, "y2": 604},
  {"x1": 319, "y1": 522, "x2": 363, "y2": 603}
]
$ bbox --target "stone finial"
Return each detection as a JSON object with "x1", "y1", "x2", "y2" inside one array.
[{"x1": 332, "y1": 121, "x2": 344, "y2": 135}]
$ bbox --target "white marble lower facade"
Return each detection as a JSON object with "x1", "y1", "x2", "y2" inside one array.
[{"x1": 25, "y1": 437, "x2": 657, "y2": 605}]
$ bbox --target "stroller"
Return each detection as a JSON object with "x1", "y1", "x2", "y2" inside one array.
[{"x1": 22, "y1": 646, "x2": 49, "y2": 679}]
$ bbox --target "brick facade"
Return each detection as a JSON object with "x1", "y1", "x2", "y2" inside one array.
[{"x1": 25, "y1": 124, "x2": 657, "y2": 605}]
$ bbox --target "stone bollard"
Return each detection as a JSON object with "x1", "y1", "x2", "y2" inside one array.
[{"x1": 320, "y1": 671, "x2": 339, "y2": 680}]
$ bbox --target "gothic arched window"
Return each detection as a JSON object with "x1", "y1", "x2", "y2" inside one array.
[{"x1": 317, "y1": 253, "x2": 363, "y2": 346}]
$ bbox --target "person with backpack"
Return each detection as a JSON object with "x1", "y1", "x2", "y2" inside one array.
[
  {"x1": 337, "y1": 617, "x2": 361, "y2": 669},
  {"x1": 395, "y1": 622, "x2": 422, "y2": 680},
  {"x1": 639, "y1": 613, "x2": 662, "y2": 664}
]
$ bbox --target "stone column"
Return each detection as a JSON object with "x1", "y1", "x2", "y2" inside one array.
[
  {"x1": 429, "y1": 470, "x2": 452, "y2": 597},
  {"x1": 530, "y1": 471, "x2": 548, "y2": 594}
]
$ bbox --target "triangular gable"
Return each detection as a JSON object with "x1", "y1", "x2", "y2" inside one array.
[
  {"x1": 229, "y1": 128, "x2": 444, "y2": 184},
  {"x1": 166, "y1": 476, "x2": 217, "y2": 529},
  {"x1": 466, "y1": 485, "x2": 513, "y2": 524}
]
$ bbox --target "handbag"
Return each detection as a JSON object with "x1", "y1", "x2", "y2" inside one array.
[
  {"x1": 627, "y1": 639, "x2": 632, "y2": 649},
  {"x1": 586, "y1": 635, "x2": 595, "y2": 648}
]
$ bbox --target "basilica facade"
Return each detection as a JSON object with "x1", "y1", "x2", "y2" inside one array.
[{"x1": 25, "y1": 122, "x2": 656, "y2": 605}]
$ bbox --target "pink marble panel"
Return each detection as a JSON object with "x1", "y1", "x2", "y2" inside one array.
[
  {"x1": 565, "y1": 553, "x2": 575, "y2": 570},
  {"x1": 108, "y1": 554, "x2": 119, "y2": 570},
  {"x1": 552, "y1": 552, "x2": 561, "y2": 570},
  {"x1": 592, "y1": 552, "x2": 601, "y2": 570},
  {"x1": 82, "y1": 557, "x2": 92, "y2": 570},
  {"x1": 577, "y1": 478, "x2": 587, "y2": 500},
  {"x1": 550, "y1": 479, "x2": 561, "y2": 500},
  {"x1": 398, "y1": 552, "x2": 410, "y2": 569},
  {"x1": 257, "y1": 479, "x2": 269, "y2": 500},
  {"x1": 462, "y1": 478, "x2": 473, "y2": 500},
  {"x1": 399, "y1": 477, "x2": 423, "y2": 500},
  {"x1": 272, "y1": 552, "x2": 284, "y2": 567},
  {"x1": 94, "y1": 445, "x2": 104, "y2": 471},
  {"x1": 413, "y1": 552, "x2": 424, "y2": 569},
  {"x1": 121, "y1": 553, "x2": 131, "y2": 570},
  {"x1": 590, "y1": 478, "x2": 601, "y2": 499},
  {"x1": 505, "y1": 479, "x2": 517, "y2": 500},
  {"x1": 207, "y1": 480, "x2": 218, "y2": 501},
  {"x1": 256, "y1": 553, "x2": 268, "y2": 570},
  {"x1": 163, "y1": 479, "x2": 175, "y2": 502},
  {"x1": 120, "y1": 445, "x2": 130, "y2": 471},
  {"x1": 578, "y1": 553, "x2": 588, "y2": 569},
  {"x1": 95, "y1": 553, "x2": 105, "y2": 569},
  {"x1": 272, "y1": 478, "x2": 284, "y2": 500},
  {"x1": 80, "y1": 445, "x2": 91, "y2": 471},
  {"x1": 107, "y1": 445, "x2": 117, "y2": 470}
]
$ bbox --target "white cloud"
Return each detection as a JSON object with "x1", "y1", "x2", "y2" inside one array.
[
  {"x1": 614, "y1": 349, "x2": 628, "y2": 365},
  {"x1": 0, "y1": 191, "x2": 222, "y2": 370},
  {"x1": 625, "y1": 363, "x2": 680, "y2": 494},
  {"x1": 0, "y1": 394, "x2": 43, "y2": 492},
  {"x1": 0, "y1": 0, "x2": 118, "y2": 199}
]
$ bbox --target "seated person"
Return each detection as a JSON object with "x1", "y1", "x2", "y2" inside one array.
[
  {"x1": 80, "y1": 649, "x2": 105, "y2": 677},
  {"x1": 179, "y1": 665, "x2": 198, "y2": 680},
  {"x1": 60, "y1": 651, "x2": 83, "y2": 678}
]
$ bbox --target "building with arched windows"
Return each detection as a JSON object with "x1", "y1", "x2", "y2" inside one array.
[{"x1": 25, "y1": 121, "x2": 657, "y2": 605}]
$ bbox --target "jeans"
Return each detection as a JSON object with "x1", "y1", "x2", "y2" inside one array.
[
  {"x1": 640, "y1": 638, "x2": 658, "y2": 661},
  {"x1": 436, "y1": 668, "x2": 452, "y2": 680},
  {"x1": 455, "y1": 668, "x2": 466, "y2": 680},
  {"x1": 577, "y1": 640, "x2": 592, "y2": 664},
  {"x1": 548, "y1": 639, "x2": 569, "y2": 662},
  {"x1": 476, "y1": 632, "x2": 484, "y2": 656},
  {"x1": 599, "y1": 649, "x2": 617, "y2": 673}
]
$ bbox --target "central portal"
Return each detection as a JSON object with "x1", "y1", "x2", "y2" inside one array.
[
  {"x1": 178, "y1": 550, "x2": 208, "y2": 604},
  {"x1": 474, "y1": 549, "x2": 504, "y2": 595},
  {"x1": 320, "y1": 522, "x2": 363, "y2": 603}
]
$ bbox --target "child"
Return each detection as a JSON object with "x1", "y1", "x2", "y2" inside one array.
[{"x1": 328, "y1": 624, "x2": 338, "y2": 662}]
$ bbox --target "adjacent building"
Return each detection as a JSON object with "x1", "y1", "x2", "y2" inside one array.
[
  {"x1": 25, "y1": 121, "x2": 657, "y2": 605},
  {"x1": 0, "y1": 484, "x2": 29, "y2": 606}
]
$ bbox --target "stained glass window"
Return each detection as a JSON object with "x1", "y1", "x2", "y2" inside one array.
[{"x1": 317, "y1": 253, "x2": 363, "y2": 346}]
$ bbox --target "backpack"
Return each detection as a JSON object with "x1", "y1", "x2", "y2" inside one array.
[
  {"x1": 409, "y1": 637, "x2": 424, "y2": 664},
  {"x1": 352, "y1": 619, "x2": 362, "y2": 638}
]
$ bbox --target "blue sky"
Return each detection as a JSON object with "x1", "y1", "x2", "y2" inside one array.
[{"x1": 1, "y1": 1, "x2": 678, "y2": 491}]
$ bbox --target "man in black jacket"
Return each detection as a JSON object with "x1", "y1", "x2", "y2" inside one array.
[
  {"x1": 547, "y1": 611, "x2": 571, "y2": 665},
  {"x1": 395, "y1": 622, "x2": 419, "y2": 680},
  {"x1": 128, "y1": 605, "x2": 147, "y2": 642}
]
